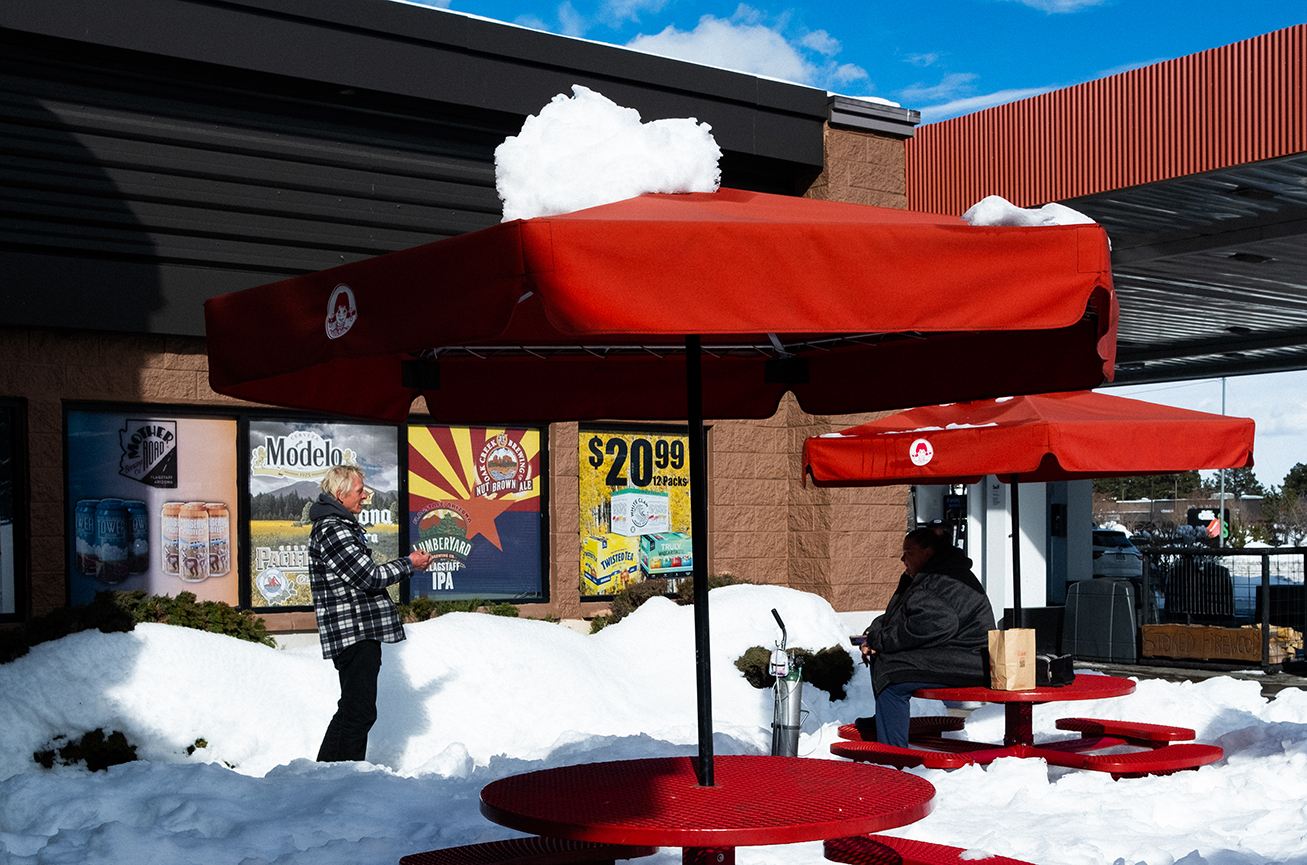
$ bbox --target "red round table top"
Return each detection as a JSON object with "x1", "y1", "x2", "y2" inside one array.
[
  {"x1": 914, "y1": 674, "x2": 1135, "y2": 703},
  {"x1": 480, "y1": 755, "x2": 935, "y2": 848}
]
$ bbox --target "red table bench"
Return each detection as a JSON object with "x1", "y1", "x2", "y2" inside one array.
[
  {"x1": 831, "y1": 676, "x2": 1223, "y2": 778},
  {"x1": 825, "y1": 834, "x2": 1037, "y2": 865},
  {"x1": 400, "y1": 837, "x2": 656, "y2": 865}
]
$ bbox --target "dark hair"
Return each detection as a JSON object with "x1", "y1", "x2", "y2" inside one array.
[{"x1": 905, "y1": 527, "x2": 951, "y2": 556}]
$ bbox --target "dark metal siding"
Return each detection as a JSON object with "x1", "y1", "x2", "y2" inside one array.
[{"x1": 0, "y1": 0, "x2": 829, "y2": 336}]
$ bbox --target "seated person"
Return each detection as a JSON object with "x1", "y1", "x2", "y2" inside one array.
[{"x1": 858, "y1": 528, "x2": 996, "y2": 748}]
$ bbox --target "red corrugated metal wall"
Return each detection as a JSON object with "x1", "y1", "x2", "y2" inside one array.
[{"x1": 907, "y1": 24, "x2": 1307, "y2": 215}]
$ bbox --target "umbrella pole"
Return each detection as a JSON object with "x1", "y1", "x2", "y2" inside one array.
[
  {"x1": 686, "y1": 335, "x2": 714, "y2": 786},
  {"x1": 1010, "y1": 475, "x2": 1023, "y2": 629}
]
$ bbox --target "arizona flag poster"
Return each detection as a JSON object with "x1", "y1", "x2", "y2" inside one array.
[{"x1": 406, "y1": 425, "x2": 544, "y2": 600}]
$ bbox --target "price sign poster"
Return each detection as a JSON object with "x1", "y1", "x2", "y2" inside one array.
[
  {"x1": 66, "y1": 410, "x2": 239, "y2": 607},
  {"x1": 248, "y1": 420, "x2": 399, "y2": 608},
  {"x1": 407, "y1": 425, "x2": 543, "y2": 600},
  {"x1": 579, "y1": 426, "x2": 692, "y2": 597}
]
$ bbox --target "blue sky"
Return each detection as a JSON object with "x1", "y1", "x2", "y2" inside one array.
[{"x1": 416, "y1": 0, "x2": 1305, "y2": 122}]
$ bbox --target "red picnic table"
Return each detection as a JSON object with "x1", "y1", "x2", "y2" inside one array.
[
  {"x1": 479, "y1": 755, "x2": 935, "y2": 865},
  {"x1": 831, "y1": 674, "x2": 1223, "y2": 777}
]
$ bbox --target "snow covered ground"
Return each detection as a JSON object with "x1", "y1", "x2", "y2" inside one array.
[{"x1": 2, "y1": 584, "x2": 1305, "y2": 865}]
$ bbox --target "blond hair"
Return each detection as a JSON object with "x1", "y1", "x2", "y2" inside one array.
[{"x1": 321, "y1": 464, "x2": 365, "y2": 500}]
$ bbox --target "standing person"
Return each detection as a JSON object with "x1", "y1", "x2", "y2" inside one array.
[
  {"x1": 857, "y1": 528, "x2": 995, "y2": 748},
  {"x1": 309, "y1": 464, "x2": 433, "y2": 763}
]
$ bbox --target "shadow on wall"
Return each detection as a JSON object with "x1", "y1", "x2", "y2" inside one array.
[{"x1": 0, "y1": 89, "x2": 166, "y2": 333}]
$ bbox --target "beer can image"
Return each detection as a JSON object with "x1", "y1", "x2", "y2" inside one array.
[
  {"x1": 178, "y1": 502, "x2": 210, "y2": 582},
  {"x1": 124, "y1": 500, "x2": 149, "y2": 574},
  {"x1": 161, "y1": 501, "x2": 182, "y2": 574},
  {"x1": 94, "y1": 498, "x2": 129, "y2": 584},
  {"x1": 75, "y1": 499, "x2": 100, "y2": 576},
  {"x1": 205, "y1": 503, "x2": 230, "y2": 576}
]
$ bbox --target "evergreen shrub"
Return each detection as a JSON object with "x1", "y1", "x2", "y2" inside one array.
[
  {"x1": 34, "y1": 728, "x2": 138, "y2": 772},
  {"x1": 0, "y1": 590, "x2": 273, "y2": 665},
  {"x1": 733, "y1": 644, "x2": 856, "y2": 700},
  {"x1": 398, "y1": 597, "x2": 520, "y2": 622}
]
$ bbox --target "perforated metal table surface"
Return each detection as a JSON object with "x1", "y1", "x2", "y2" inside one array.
[
  {"x1": 914, "y1": 675, "x2": 1136, "y2": 747},
  {"x1": 480, "y1": 755, "x2": 935, "y2": 864}
]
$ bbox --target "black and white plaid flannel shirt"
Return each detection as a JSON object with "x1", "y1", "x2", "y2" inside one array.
[{"x1": 308, "y1": 512, "x2": 412, "y2": 660}]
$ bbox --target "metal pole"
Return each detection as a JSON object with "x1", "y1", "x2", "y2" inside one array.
[
  {"x1": 1262, "y1": 554, "x2": 1272, "y2": 672},
  {"x1": 1010, "y1": 475, "x2": 1023, "y2": 629},
  {"x1": 685, "y1": 335, "x2": 714, "y2": 786},
  {"x1": 1220, "y1": 378, "x2": 1226, "y2": 545}
]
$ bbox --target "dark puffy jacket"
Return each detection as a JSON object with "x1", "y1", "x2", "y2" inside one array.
[{"x1": 864, "y1": 546, "x2": 995, "y2": 693}]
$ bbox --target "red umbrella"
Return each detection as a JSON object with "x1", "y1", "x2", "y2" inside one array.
[
  {"x1": 802, "y1": 390, "x2": 1255, "y2": 623},
  {"x1": 205, "y1": 188, "x2": 1119, "y2": 784}
]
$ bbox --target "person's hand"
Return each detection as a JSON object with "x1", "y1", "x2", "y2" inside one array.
[
  {"x1": 860, "y1": 643, "x2": 875, "y2": 666},
  {"x1": 408, "y1": 549, "x2": 434, "y2": 570}
]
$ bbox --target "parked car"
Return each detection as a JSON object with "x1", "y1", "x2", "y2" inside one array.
[{"x1": 1092, "y1": 529, "x2": 1144, "y2": 578}]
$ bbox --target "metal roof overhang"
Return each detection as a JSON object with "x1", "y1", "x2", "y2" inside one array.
[{"x1": 906, "y1": 24, "x2": 1307, "y2": 387}]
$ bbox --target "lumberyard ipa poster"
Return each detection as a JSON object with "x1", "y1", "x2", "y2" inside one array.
[
  {"x1": 66, "y1": 410, "x2": 239, "y2": 606},
  {"x1": 248, "y1": 420, "x2": 398, "y2": 609},
  {"x1": 406, "y1": 425, "x2": 544, "y2": 600},
  {"x1": 578, "y1": 425, "x2": 692, "y2": 598}
]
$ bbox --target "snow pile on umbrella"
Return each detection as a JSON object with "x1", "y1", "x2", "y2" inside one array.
[
  {"x1": 963, "y1": 195, "x2": 1096, "y2": 228},
  {"x1": 495, "y1": 85, "x2": 721, "y2": 221}
]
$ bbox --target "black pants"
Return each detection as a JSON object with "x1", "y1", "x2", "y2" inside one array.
[{"x1": 317, "y1": 639, "x2": 382, "y2": 763}]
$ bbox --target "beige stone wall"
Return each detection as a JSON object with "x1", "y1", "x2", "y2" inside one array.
[{"x1": 803, "y1": 124, "x2": 909, "y2": 209}]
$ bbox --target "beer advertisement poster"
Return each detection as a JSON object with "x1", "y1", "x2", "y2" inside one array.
[
  {"x1": 248, "y1": 421, "x2": 399, "y2": 608},
  {"x1": 0, "y1": 405, "x2": 17, "y2": 616},
  {"x1": 406, "y1": 425, "x2": 543, "y2": 600},
  {"x1": 66, "y1": 411, "x2": 239, "y2": 606},
  {"x1": 578, "y1": 425, "x2": 692, "y2": 598}
]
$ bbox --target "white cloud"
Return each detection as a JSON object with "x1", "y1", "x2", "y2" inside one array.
[
  {"x1": 626, "y1": 13, "x2": 816, "y2": 83},
  {"x1": 513, "y1": 13, "x2": 550, "y2": 30},
  {"x1": 624, "y1": 7, "x2": 866, "y2": 89},
  {"x1": 916, "y1": 85, "x2": 1057, "y2": 123},
  {"x1": 905, "y1": 52, "x2": 940, "y2": 67},
  {"x1": 899, "y1": 72, "x2": 978, "y2": 104},
  {"x1": 828, "y1": 62, "x2": 868, "y2": 85},
  {"x1": 600, "y1": 0, "x2": 669, "y2": 25},
  {"x1": 995, "y1": 0, "x2": 1108, "y2": 12},
  {"x1": 799, "y1": 29, "x2": 840, "y2": 56},
  {"x1": 557, "y1": 1, "x2": 587, "y2": 37}
]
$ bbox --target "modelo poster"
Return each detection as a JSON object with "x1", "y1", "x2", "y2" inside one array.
[
  {"x1": 66, "y1": 411, "x2": 239, "y2": 606},
  {"x1": 249, "y1": 420, "x2": 399, "y2": 608},
  {"x1": 407, "y1": 425, "x2": 542, "y2": 600},
  {"x1": 579, "y1": 425, "x2": 692, "y2": 597}
]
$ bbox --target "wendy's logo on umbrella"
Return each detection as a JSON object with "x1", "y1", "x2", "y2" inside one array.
[
  {"x1": 909, "y1": 438, "x2": 934, "y2": 466},
  {"x1": 325, "y1": 284, "x2": 357, "y2": 339}
]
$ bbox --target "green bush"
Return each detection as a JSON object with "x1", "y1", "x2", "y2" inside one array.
[
  {"x1": 34, "y1": 728, "x2": 138, "y2": 772},
  {"x1": 733, "y1": 644, "x2": 856, "y2": 701},
  {"x1": 397, "y1": 597, "x2": 520, "y2": 622},
  {"x1": 0, "y1": 591, "x2": 273, "y2": 665}
]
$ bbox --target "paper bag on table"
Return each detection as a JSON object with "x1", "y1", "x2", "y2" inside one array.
[{"x1": 988, "y1": 628, "x2": 1036, "y2": 691}]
